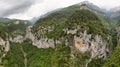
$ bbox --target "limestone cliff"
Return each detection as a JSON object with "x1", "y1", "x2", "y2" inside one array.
[{"x1": 0, "y1": 37, "x2": 10, "y2": 64}]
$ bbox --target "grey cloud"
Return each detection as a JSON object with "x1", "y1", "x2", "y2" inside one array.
[{"x1": 0, "y1": 0, "x2": 43, "y2": 17}]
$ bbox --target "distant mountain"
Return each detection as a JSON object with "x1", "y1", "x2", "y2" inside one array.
[
  {"x1": 30, "y1": 8, "x2": 62, "y2": 24},
  {"x1": 110, "y1": 6, "x2": 120, "y2": 13},
  {"x1": 109, "y1": 6, "x2": 120, "y2": 21},
  {"x1": 0, "y1": 18, "x2": 11, "y2": 22},
  {"x1": 77, "y1": 1, "x2": 107, "y2": 14},
  {"x1": 31, "y1": 1, "x2": 107, "y2": 24}
]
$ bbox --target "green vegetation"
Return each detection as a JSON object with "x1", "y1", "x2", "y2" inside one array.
[
  {"x1": 88, "y1": 58, "x2": 105, "y2": 67},
  {"x1": 32, "y1": 5, "x2": 81, "y2": 35},
  {"x1": 30, "y1": 6, "x2": 111, "y2": 67},
  {"x1": 104, "y1": 46, "x2": 120, "y2": 67},
  {"x1": 22, "y1": 40, "x2": 71, "y2": 67},
  {"x1": 0, "y1": 20, "x2": 31, "y2": 38},
  {"x1": 0, "y1": 19, "x2": 31, "y2": 67},
  {"x1": 3, "y1": 42, "x2": 24, "y2": 67},
  {"x1": 0, "y1": 22, "x2": 7, "y2": 40},
  {"x1": 65, "y1": 10, "x2": 110, "y2": 39},
  {"x1": 1, "y1": 3, "x2": 119, "y2": 67},
  {"x1": 3, "y1": 39, "x2": 91, "y2": 67},
  {"x1": 110, "y1": 20, "x2": 120, "y2": 49},
  {"x1": 3, "y1": 40, "x2": 71, "y2": 67},
  {"x1": 5, "y1": 20, "x2": 30, "y2": 37},
  {"x1": 116, "y1": 20, "x2": 120, "y2": 27},
  {"x1": 33, "y1": 6, "x2": 110, "y2": 40}
]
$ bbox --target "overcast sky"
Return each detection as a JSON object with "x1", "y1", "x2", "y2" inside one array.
[{"x1": 0, "y1": 0, "x2": 120, "y2": 20}]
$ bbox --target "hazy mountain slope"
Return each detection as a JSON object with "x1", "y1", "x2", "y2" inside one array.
[
  {"x1": 78, "y1": 1, "x2": 106, "y2": 13},
  {"x1": 31, "y1": 1, "x2": 109, "y2": 25},
  {"x1": 108, "y1": 6, "x2": 120, "y2": 21},
  {"x1": 0, "y1": 18, "x2": 11, "y2": 22}
]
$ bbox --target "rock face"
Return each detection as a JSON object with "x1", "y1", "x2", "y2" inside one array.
[
  {"x1": 63, "y1": 27, "x2": 110, "y2": 67},
  {"x1": 10, "y1": 26, "x2": 55, "y2": 48},
  {"x1": 32, "y1": 38, "x2": 55, "y2": 48},
  {"x1": 74, "y1": 38, "x2": 89, "y2": 53},
  {"x1": 70, "y1": 31, "x2": 109, "y2": 67},
  {"x1": 66, "y1": 30, "x2": 109, "y2": 59},
  {"x1": 0, "y1": 37, "x2": 10, "y2": 63},
  {"x1": 91, "y1": 35, "x2": 108, "y2": 59},
  {"x1": 63, "y1": 27, "x2": 109, "y2": 59},
  {"x1": 26, "y1": 26, "x2": 55, "y2": 48},
  {"x1": 14, "y1": 21, "x2": 20, "y2": 24},
  {"x1": 10, "y1": 35, "x2": 25, "y2": 43}
]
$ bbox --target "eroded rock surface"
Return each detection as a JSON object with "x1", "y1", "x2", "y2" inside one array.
[{"x1": 0, "y1": 37, "x2": 10, "y2": 64}]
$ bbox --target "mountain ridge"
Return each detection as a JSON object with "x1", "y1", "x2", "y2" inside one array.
[{"x1": 0, "y1": 1, "x2": 120, "y2": 67}]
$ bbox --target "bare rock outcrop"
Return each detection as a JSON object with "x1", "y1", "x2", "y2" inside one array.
[
  {"x1": 10, "y1": 35, "x2": 25, "y2": 43},
  {"x1": 65, "y1": 28, "x2": 110, "y2": 67},
  {"x1": 26, "y1": 26, "x2": 55, "y2": 48},
  {"x1": 0, "y1": 37, "x2": 10, "y2": 64},
  {"x1": 10, "y1": 26, "x2": 55, "y2": 48}
]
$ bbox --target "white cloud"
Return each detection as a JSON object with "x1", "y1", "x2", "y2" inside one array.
[
  {"x1": 0, "y1": 0, "x2": 120, "y2": 20},
  {"x1": 88, "y1": 0, "x2": 120, "y2": 9},
  {"x1": 7, "y1": 0, "x2": 82, "y2": 20}
]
